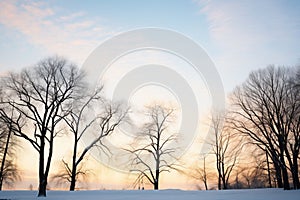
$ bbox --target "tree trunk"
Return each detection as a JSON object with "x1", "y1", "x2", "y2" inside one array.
[
  {"x1": 274, "y1": 164, "x2": 283, "y2": 188},
  {"x1": 222, "y1": 176, "x2": 227, "y2": 189},
  {"x1": 281, "y1": 164, "x2": 290, "y2": 190},
  {"x1": 292, "y1": 154, "x2": 300, "y2": 189},
  {"x1": 272, "y1": 153, "x2": 283, "y2": 188},
  {"x1": 70, "y1": 138, "x2": 78, "y2": 191},
  {"x1": 0, "y1": 124, "x2": 12, "y2": 191},
  {"x1": 218, "y1": 173, "x2": 221, "y2": 190},
  {"x1": 38, "y1": 177, "x2": 47, "y2": 197},
  {"x1": 221, "y1": 161, "x2": 227, "y2": 189},
  {"x1": 284, "y1": 144, "x2": 300, "y2": 189},
  {"x1": 216, "y1": 156, "x2": 221, "y2": 190},
  {"x1": 285, "y1": 153, "x2": 300, "y2": 189},
  {"x1": 70, "y1": 173, "x2": 76, "y2": 191},
  {"x1": 288, "y1": 146, "x2": 300, "y2": 189},
  {"x1": 203, "y1": 157, "x2": 208, "y2": 190},
  {"x1": 266, "y1": 150, "x2": 272, "y2": 188},
  {"x1": 38, "y1": 138, "x2": 46, "y2": 197},
  {"x1": 154, "y1": 169, "x2": 159, "y2": 190},
  {"x1": 154, "y1": 181, "x2": 158, "y2": 190},
  {"x1": 204, "y1": 181, "x2": 208, "y2": 190},
  {"x1": 38, "y1": 172, "x2": 47, "y2": 197},
  {"x1": 279, "y1": 145, "x2": 290, "y2": 190}
]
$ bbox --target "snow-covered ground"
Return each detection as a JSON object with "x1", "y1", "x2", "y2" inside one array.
[{"x1": 0, "y1": 189, "x2": 299, "y2": 200}]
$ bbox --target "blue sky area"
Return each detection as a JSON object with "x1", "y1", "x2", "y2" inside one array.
[{"x1": 0, "y1": 0, "x2": 299, "y2": 92}]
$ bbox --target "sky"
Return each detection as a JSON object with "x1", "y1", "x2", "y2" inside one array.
[
  {"x1": 0, "y1": 0, "x2": 300, "y2": 190},
  {"x1": 0, "y1": 0, "x2": 299, "y2": 92}
]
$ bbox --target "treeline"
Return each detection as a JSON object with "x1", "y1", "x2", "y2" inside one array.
[
  {"x1": 0, "y1": 56, "x2": 178, "y2": 196},
  {"x1": 0, "y1": 56, "x2": 299, "y2": 197},
  {"x1": 0, "y1": 57, "x2": 131, "y2": 196},
  {"x1": 231, "y1": 66, "x2": 300, "y2": 190},
  {"x1": 191, "y1": 65, "x2": 300, "y2": 191}
]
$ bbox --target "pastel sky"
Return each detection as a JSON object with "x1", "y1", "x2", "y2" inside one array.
[
  {"x1": 0, "y1": 0, "x2": 300, "y2": 190},
  {"x1": 1, "y1": 0, "x2": 299, "y2": 92}
]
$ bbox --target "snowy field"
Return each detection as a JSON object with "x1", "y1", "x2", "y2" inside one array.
[{"x1": 1, "y1": 189, "x2": 300, "y2": 200}]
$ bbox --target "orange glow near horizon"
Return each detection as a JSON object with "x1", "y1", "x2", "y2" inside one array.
[{"x1": 11, "y1": 114, "x2": 213, "y2": 191}]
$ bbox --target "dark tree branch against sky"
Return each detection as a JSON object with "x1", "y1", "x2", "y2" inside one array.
[
  {"x1": 125, "y1": 105, "x2": 180, "y2": 190},
  {"x1": 0, "y1": 57, "x2": 84, "y2": 196}
]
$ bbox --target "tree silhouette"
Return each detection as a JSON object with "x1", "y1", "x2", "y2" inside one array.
[
  {"x1": 0, "y1": 57, "x2": 84, "y2": 196},
  {"x1": 126, "y1": 105, "x2": 179, "y2": 190},
  {"x1": 231, "y1": 66, "x2": 300, "y2": 190}
]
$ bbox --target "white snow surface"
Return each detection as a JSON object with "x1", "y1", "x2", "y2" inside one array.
[{"x1": 0, "y1": 189, "x2": 299, "y2": 200}]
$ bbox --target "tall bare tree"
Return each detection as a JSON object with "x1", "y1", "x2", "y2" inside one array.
[
  {"x1": 0, "y1": 86, "x2": 21, "y2": 190},
  {"x1": 54, "y1": 88, "x2": 128, "y2": 191},
  {"x1": 188, "y1": 155, "x2": 211, "y2": 190},
  {"x1": 126, "y1": 105, "x2": 179, "y2": 190},
  {"x1": 286, "y1": 66, "x2": 300, "y2": 189},
  {"x1": 230, "y1": 66, "x2": 300, "y2": 190},
  {"x1": 0, "y1": 57, "x2": 84, "y2": 196},
  {"x1": 210, "y1": 111, "x2": 242, "y2": 190},
  {"x1": 196, "y1": 156, "x2": 209, "y2": 190},
  {"x1": 0, "y1": 119, "x2": 20, "y2": 190},
  {"x1": 51, "y1": 157, "x2": 90, "y2": 190}
]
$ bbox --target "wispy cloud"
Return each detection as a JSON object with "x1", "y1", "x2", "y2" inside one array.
[
  {"x1": 0, "y1": 0, "x2": 116, "y2": 65},
  {"x1": 59, "y1": 11, "x2": 86, "y2": 22},
  {"x1": 196, "y1": 0, "x2": 300, "y2": 91},
  {"x1": 200, "y1": 1, "x2": 298, "y2": 50}
]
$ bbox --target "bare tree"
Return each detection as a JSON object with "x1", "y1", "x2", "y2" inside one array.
[
  {"x1": 0, "y1": 121, "x2": 20, "y2": 190},
  {"x1": 210, "y1": 111, "x2": 242, "y2": 190},
  {"x1": 196, "y1": 156, "x2": 209, "y2": 190},
  {"x1": 0, "y1": 88, "x2": 20, "y2": 190},
  {"x1": 230, "y1": 66, "x2": 300, "y2": 190},
  {"x1": 126, "y1": 105, "x2": 179, "y2": 190},
  {"x1": 236, "y1": 148, "x2": 271, "y2": 189},
  {"x1": 51, "y1": 158, "x2": 90, "y2": 190},
  {"x1": 286, "y1": 66, "x2": 300, "y2": 189},
  {"x1": 54, "y1": 87, "x2": 101, "y2": 191},
  {"x1": 189, "y1": 155, "x2": 211, "y2": 190},
  {"x1": 0, "y1": 57, "x2": 84, "y2": 196},
  {"x1": 54, "y1": 88, "x2": 128, "y2": 191}
]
